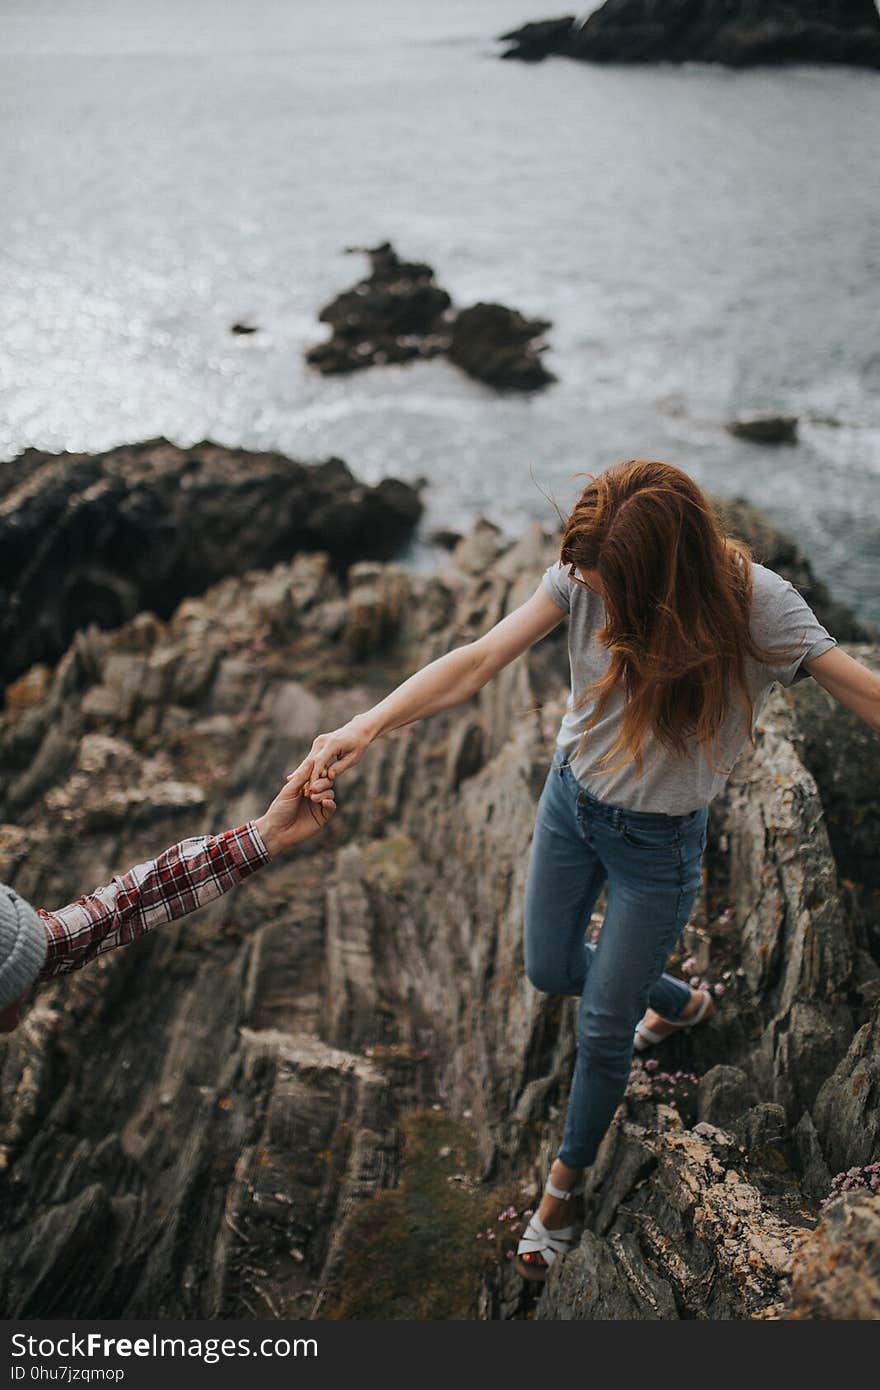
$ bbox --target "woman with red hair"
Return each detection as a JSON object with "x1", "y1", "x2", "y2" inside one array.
[{"x1": 295, "y1": 459, "x2": 880, "y2": 1280}]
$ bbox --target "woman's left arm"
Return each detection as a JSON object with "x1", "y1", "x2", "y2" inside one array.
[{"x1": 802, "y1": 647, "x2": 880, "y2": 732}]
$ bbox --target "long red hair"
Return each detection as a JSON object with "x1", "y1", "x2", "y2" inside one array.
[{"x1": 558, "y1": 460, "x2": 796, "y2": 776}]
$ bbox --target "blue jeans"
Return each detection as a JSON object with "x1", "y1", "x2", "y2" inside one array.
[{"x1": 523, "y1": 747, "x2": 708, "y2": 1169}]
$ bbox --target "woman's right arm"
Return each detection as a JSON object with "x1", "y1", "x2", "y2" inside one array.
[{"x1": 297, "y1": 583, "x2": 566, "y2": 781}]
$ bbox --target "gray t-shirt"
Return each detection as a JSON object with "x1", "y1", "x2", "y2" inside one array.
[{"x1": 541, "y1": 559, "x2": 837, "y2": 813}]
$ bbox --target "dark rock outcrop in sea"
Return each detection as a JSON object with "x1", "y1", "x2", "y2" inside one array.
[
  {"x1": 499, "y1": 4, "x2": 880, "y2": 69},
  {"x1": 500, "y1": 17, "x2": 579, "y2": 63},
  {"x1": 727, "y1": 415, "x2": 799, "y2": 445},
  {"x1": 306, "y1": 243, "x2": 452, "y2": 375},
  {"x1": 1, "y1": 498, "x2": 878, "y2": 1319},
  {"x1": 0, "y1": 439, "x2": 422, "y2": 688},
  {"x1": 307, "y1": 243, "x2": 556, "y2": 392},
  {"x1": 449, "y1": 304, "x2": 555, "y2": 391}
]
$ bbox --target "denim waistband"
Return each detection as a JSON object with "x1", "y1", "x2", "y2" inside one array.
[{"x1": 552, "y1": 750, "x2": 701, "y2": 827}]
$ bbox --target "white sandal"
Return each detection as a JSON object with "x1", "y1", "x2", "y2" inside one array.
[
  {"x1": 514, "y1": 1178, "x2": 577, "y2": 1282},
  {"x1": 633, "y1": 987, "x2": 714, "y2": 1052}
]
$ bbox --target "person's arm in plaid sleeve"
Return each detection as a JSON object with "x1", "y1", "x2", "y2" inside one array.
[
  {"x1": 36, "y1": 767, "x2": 336, "y2": 980},
  {"x1": 39, "y1": 822, "x2": 267, "y2": 977}
]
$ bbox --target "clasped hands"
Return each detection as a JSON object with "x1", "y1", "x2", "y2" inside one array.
[
  {"x1": 288, "y1": 717, "x2": 373, "y2": 796},
  {"x1": 254, "y1": 718, "x2": 372, "y2": 859}
]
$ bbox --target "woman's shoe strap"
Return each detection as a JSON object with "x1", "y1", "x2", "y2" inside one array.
[{"x1": 545, "y1": 1179, "x2": 574, "y2": 1201}]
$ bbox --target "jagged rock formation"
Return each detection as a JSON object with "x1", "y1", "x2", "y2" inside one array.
[
  {"x1": 0, "y1": 439, "x2": 422, "y2": 687},
  {"x1": 307, "y1": 243, "x2": 555, "y2": 391},
  {"x1": 0, "y1": 506, "x2": 878, "y2": 1319},
  {"x1": 499, "y1": 4, "x2": 880, "y2": 69}
]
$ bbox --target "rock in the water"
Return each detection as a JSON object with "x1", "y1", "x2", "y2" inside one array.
[
  {"x1": 449, "y1": 303, "x2": 556, "y2": 391},
  {"x1": 307, "y1": 242, "x2": 555, "y2": 392},
  {"x1": 0, "y1": 440, "x2": 422, "y2": 687},
  {"x1": 500, "y1": 2, "x2": 880, "y2": 69},
  {"x1": 306, "y1": 242, "x2": 452, "y2": 375},
  {"x1": 499, "y1": 16, "x2": 577, "y2": 62},
  {"x1": 230, "y1": 322, "x2": 258, "y2": 335},
  {"x1": 727, "y1": 415, "x2": 798, "y2": 445}
]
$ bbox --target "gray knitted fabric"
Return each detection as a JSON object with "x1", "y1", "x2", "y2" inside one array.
[{"x1": 0, "y1": 885, "x2": 48, "y2": 1010}]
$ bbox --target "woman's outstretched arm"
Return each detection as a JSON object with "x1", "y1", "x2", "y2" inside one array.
[
  {"x1": 803, "y1": 646, "x2": 880, "y2": 731},
  {"x1": 294, "y1": 583, "x2": 566, "y2": 783}
]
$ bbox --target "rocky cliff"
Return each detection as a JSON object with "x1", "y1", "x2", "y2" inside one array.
[
  {"x1": 0, "y1": 439, "x2": 423, "y2": 688},
  {"x1": 1, "y1": 509, "x2": 878, "y2": 1319},
  {"x1": 500, "y1": 3, "x2": 880, "y2": 69}
]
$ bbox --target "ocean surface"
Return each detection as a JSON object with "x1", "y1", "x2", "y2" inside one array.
[{"x1": 1, "y1": 0, "x2": 878, "y2": 621}]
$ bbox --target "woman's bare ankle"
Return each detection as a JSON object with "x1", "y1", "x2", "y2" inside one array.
[
  {"x1": 644, "y1": 986, "x2": 705, "y2": 1034},
  {"x1": 550, "y1": 1158, "x2": 580, "y2": 1191},
  {"x1": 538, "y1": 1159, "x2": 582, "y2": 1228}
]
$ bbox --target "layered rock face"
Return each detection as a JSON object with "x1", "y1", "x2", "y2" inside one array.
[
  {"x1": 500, "y1": 4, "x2": 880, "y2": 69},
  {"x1": 0, "y1": 511, "x2": 878, "y2": 1319},
  {"x1": 0, "y1": 440, "x2": 422, "y2": 688}
]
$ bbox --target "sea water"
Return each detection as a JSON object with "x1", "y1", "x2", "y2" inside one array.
[{"x1": 1, "y1": 0, "x2": 878, "y2": 619}]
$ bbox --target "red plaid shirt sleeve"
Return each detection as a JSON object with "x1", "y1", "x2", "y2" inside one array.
[{"x1": 37, "y1": 821, "x2": 270, "y2": 978}]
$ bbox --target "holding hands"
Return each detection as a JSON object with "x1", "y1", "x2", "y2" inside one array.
[
  {"x1": 287, "y1": 714, "x2": 376, "y2": 797},
  {"x1": 255, "y1": 763, "x2": 337, "y2": 857}
]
